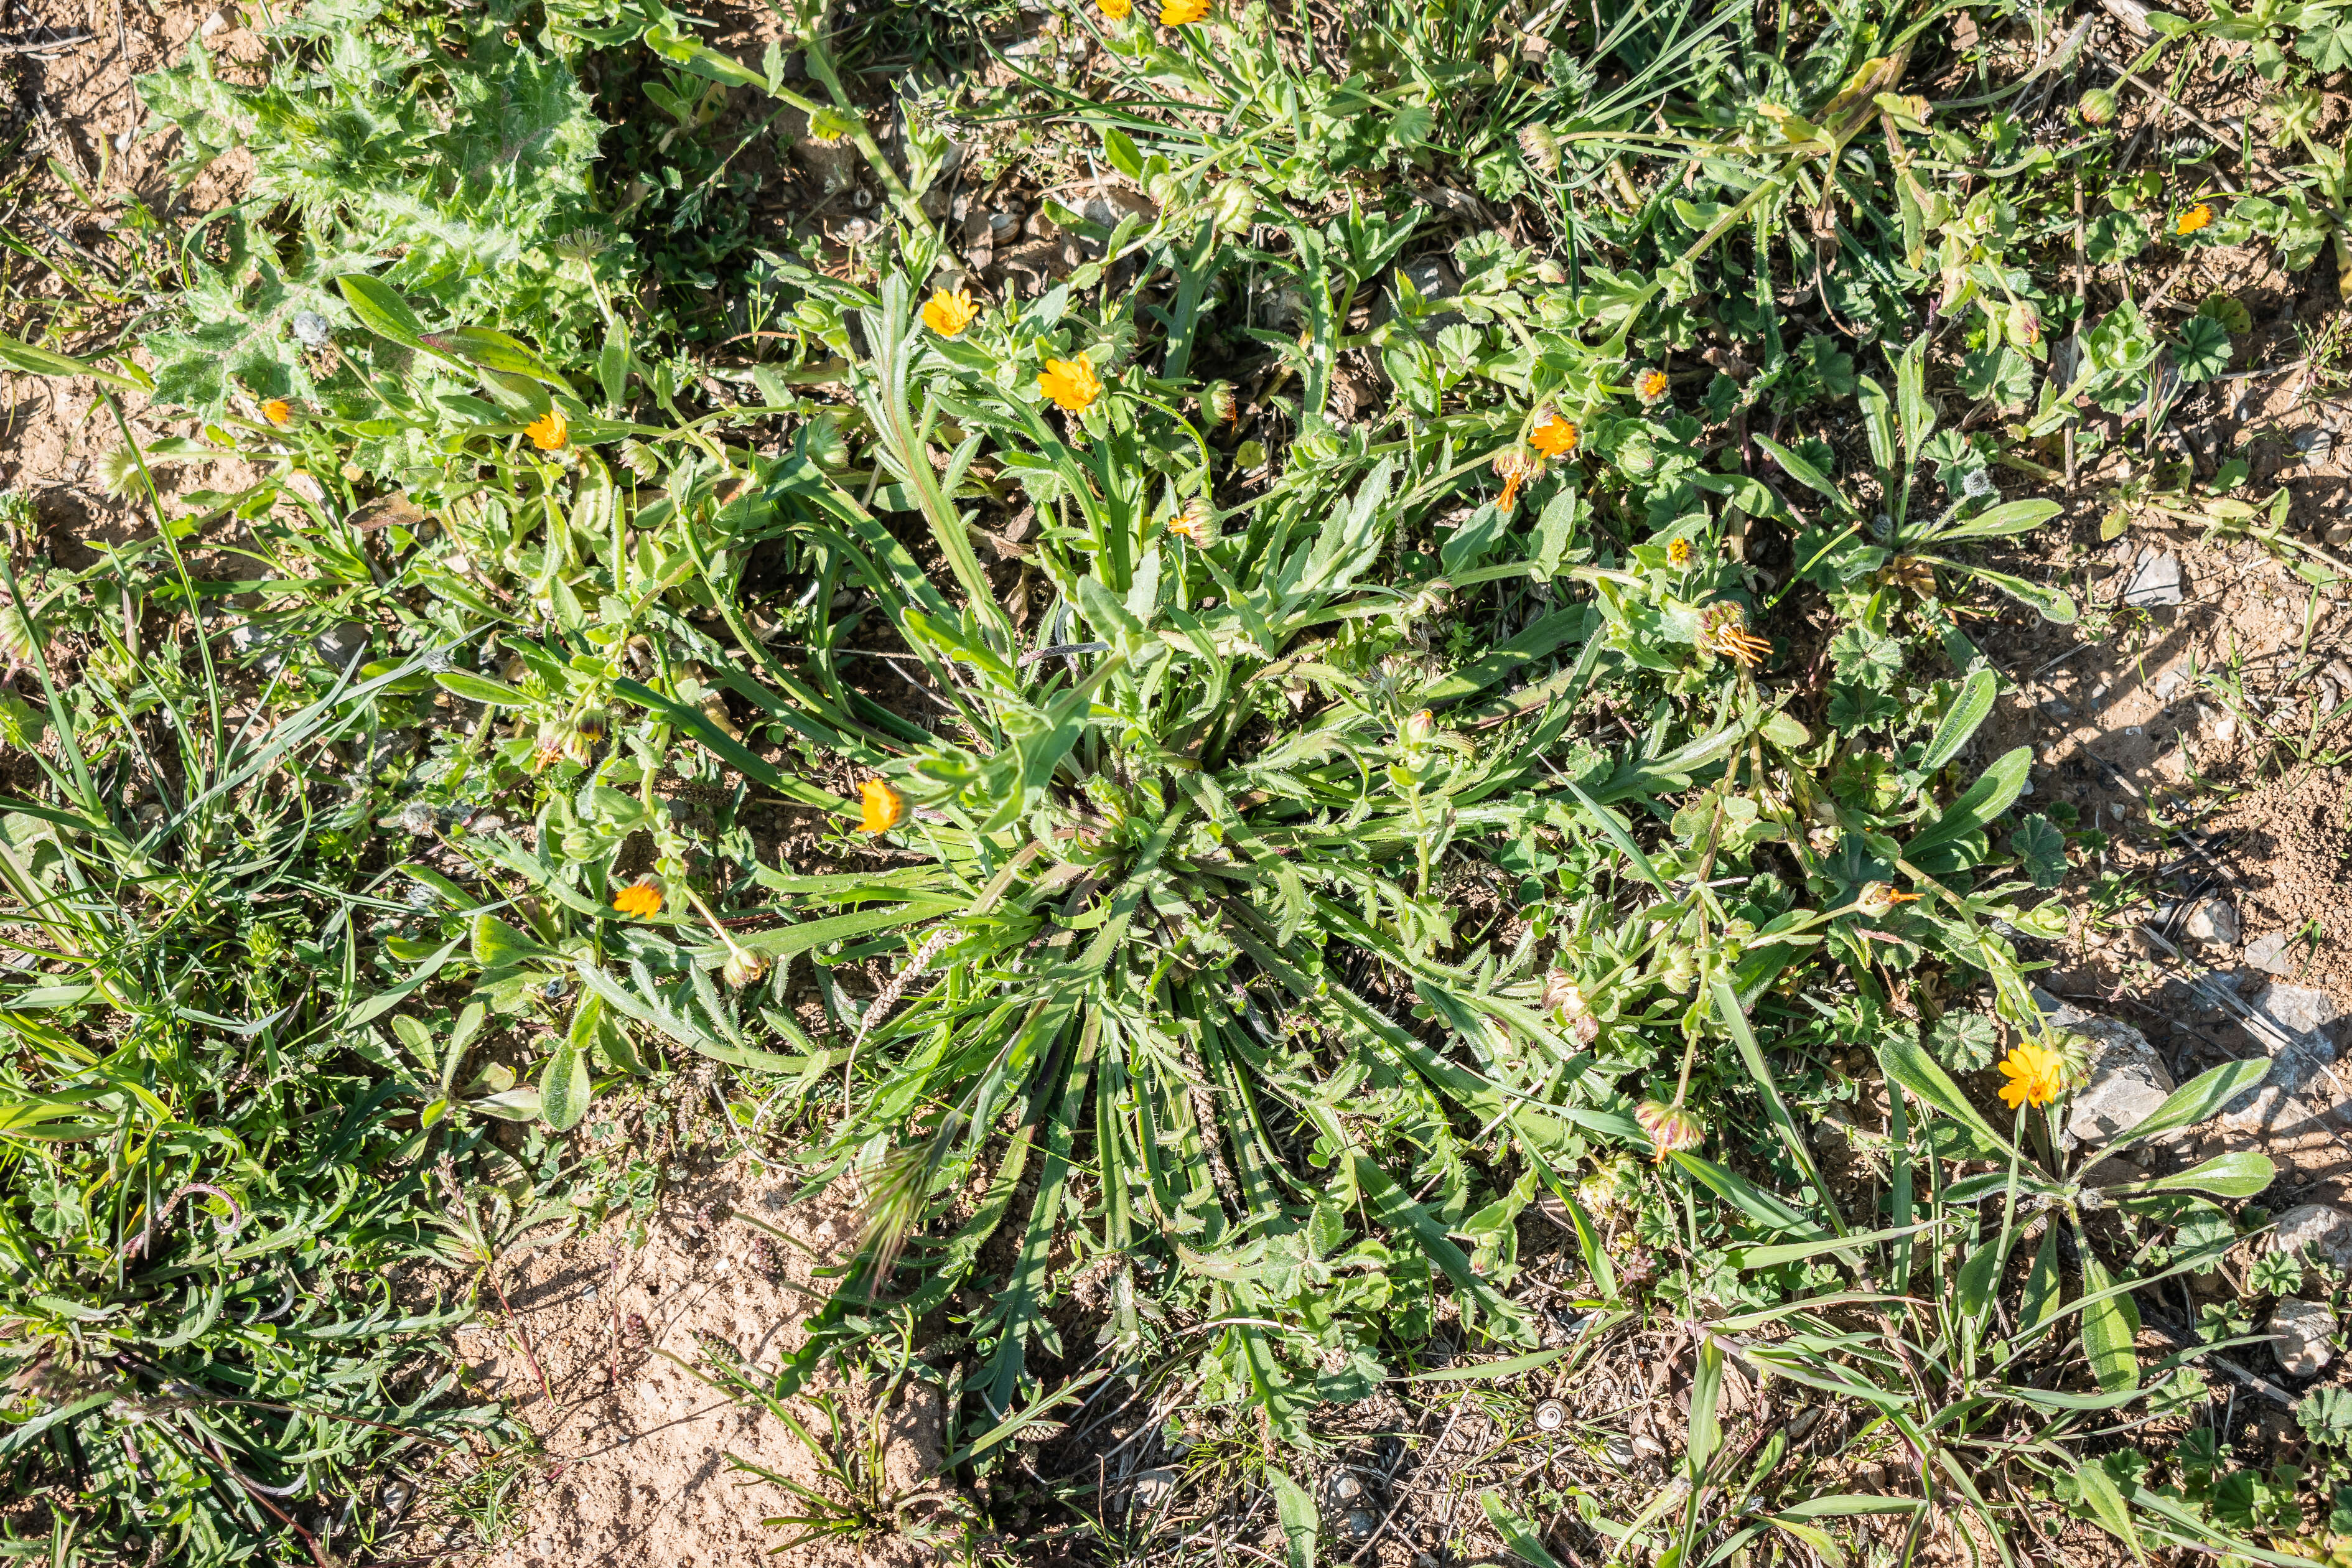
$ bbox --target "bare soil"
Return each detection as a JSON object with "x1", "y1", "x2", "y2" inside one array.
[{"x1": 418, "y1": 1160, "x2": 954, "y2": 1568}]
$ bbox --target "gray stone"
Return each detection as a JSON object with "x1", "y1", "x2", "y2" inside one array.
[
  {"x1": 2269, "y1": 1297, "x2": 2336, "y2": 1378},
  {"x1": 2041, "y1": 1001, "x2": 2178, "y2": 1147},
  {"x1": 2219, "y1": 982, "x2": 2342, "y2": 1137},
  {"x1": 314, "y1": 622, "x2": 370, "y2": 669},
  {"x1": 2185, "y1": 898, "x2": 2240, "y2": 946},
  {"x1": 2267, "y1": 1204, "x2": 2352, "y2": 1271},
  {"x1": 2122, "y1": 549, "x2": 2184, "y2": 607},
  {"x1": 2244, "y1": 932, "x2": 2295, "y2": 975},
  {"x1": 1129, "y1": 1468, "x2": 1177, "y2": 1513}
]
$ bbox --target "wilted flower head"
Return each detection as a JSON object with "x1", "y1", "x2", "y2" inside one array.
[
  {"x1": 1165, "y1": 495, "x2": 1216, "y2": 545},
  {"x1": 1202, "y1": 380, "x2": 1238, "y2": 424},
  {"x1": 1491, "y1": 444, "x2": 1542, "y2": 512},
  {"x1": 1855, "y1": 880, "x2": 1921, "y2": 918},
  {"x1": 1516, "y1": 123, "x2": 1561, "y2": 169},
  {"x1": 398, "y1": 800, "x2": 439, "y2": 836},
  {"x1": 1666, "y1": 536, "x2": 1696, "y2": 569},
  {"x1": 1635, "y1": 1099, "x2": 1706, "y2": 1162},
  {"x1": 1699, "y1": 602, "x2": 1771, "y2": 667}
]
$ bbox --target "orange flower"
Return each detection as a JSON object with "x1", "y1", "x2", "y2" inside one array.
[
  {"x1": 1160, "y1": 0, "x2": 1210, "y2": 21},
  {"x1": 1855, "y1": 880, "x2": 1921, "y2": 917},
  {"x1": 920, "y1": 286, "x2": 980, "y2": 337},
  {"x1": 525, "y1": 408, "x2": 569, "y2": 451},
  {"x1": 1529, "y1": 413, "x2": 1579, "y2": 457},
  {"x1": 2175, "y1": 203, "x2": 2214, "y2": 236},
  {"x1": 260, "y1": 398, "x2": 292, "y2": 427},
  {"x1": 612, "y1": 880, "x2": 663, "y2": 918},
  {"x1": 859, "y1": 778, "x2": 907, "y2": 834},
  {"x1": 1634, "y1": 368, "x2": 1671, "y2": 404},
  {"x1": 1997, "y1": 1040, "x2": 2067, "y2": 1109},
  {"x1": 1099, "y1": 0, "x2": 1132, "y2": 14},
  {"x1": 1037, "y1": 355, "x2": 1104, "y2": 413}
]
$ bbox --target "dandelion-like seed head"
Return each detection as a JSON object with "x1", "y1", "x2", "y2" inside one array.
[{"x1": 292, "y1": 311, "x2": 333, "y2": 348}]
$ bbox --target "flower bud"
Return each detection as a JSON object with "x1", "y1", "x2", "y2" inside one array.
[
  {"x1": 1202, "y1": 380, "x2": 1238, "y2": 424},
  {"x1": 1534, "y1": 259, "x2": 1566, "y2": 286},
  {"x1": 2078, "y1": 88, "x2": 2118, "y2": 126},
  {"x1": 724, "y1": 947, "x2": 770, "y2": 989},
  {"x1": 1516, "y1": 123, "x2": 1561, "y2": 170},
  {"x1": 1404, "y1": 707, "x2": 1435, "y2": 742},
  {"x1": 1212, "y1": 178, "x2": 1259, "y2": 235},
  {"x1": 2006, "y1": 300, "x2": 2042, "y2": 347}
]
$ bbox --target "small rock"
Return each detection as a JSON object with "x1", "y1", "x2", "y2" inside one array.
[
  {"x1": 2040, "y1": 1000, "x2": 2178, "y2": 1147},
  {"x1": 1328, "y1": 1472, "x2": 1364, "y2": 1503},
  {"x1": 2269, "y1": 1204, "x2": 2352, "y2": 1270},
  {"x1": 1130, "y1": 1467, "x2": 1177, "y2": 1513},
  {"x1": 2269, "y1": 1297, "x2": 2336, "y2": 1378},
  {"x1": 2152, "y1": 670, "x2": 2184, "y2": 702},
  {"x1": 1602, "y1": 1432, "x2": 1638, "y2": 1467},
  {"x1": 2219, "y1": 982, "x2": 2342, "y2": 1137},
  {"x1": 2121, "y1": 549, "x2": 2184, "y2": 607},
  {"x1": 2243, "y1": 933, "x2": 2295, "y2": 975},
  {"x1": 2184, "y1": 899, "x2": 2240, "y2": 946},
  {"x1": 315, "y1": 622, "x2": 370, "y2": 668},
  {"x1": 1346, "y1": 1508, "x2": 1379, "y2": 1540}
]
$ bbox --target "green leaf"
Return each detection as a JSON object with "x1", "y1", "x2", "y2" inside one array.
[
  {"x1": 1932, "y1": 498, "x2": 2063, "y2": 543},
  {"x1": 2097, "y1": 1058, "x2": 2273, "y2": 1157},
  {"x1": 2109, "y1": 1149, "x2": 2275, "y2": 1200},
  {"x1": 1902, "y1": 745, "x2": 2032, "y2": 866},
  {"x1": 1483, "y1": 1494, "x2": 1566, "y2": 1568},
  {"x1": 2075, "y1": 1456, "x2": 2147, "y2": 1562},
  {"x1": 2010, "y1": 814, "x2": 2068, "y2": 888},
  {"x1": 2175, "y1": 315, "x2": 2233, "y2": 383},
  {"x1": 539, "y1": 1037, "x2": 592, "y2": 1131},
  {"x1": 1755, "y1": 434, "x2": 1852, "y2": 511},
  {"x1": 419, "y1": 325, "x2": 564, "y2": 385},
  {"x1": 337, "y1": 274, "x2": 430, "y2": 351},
  {"x1": 1920, "y1": 667, "x2": 1997, "y2": 772},
  {"x1": 470, "y1": 912, "x2": 556, "y2": 968},
  {"x1": 2078, "y1": 1249, "x2": 2142, "y2": 1393},
  {"x1": 0, "y1": 330, "x2": 149, "y2": 393},
  {"x1": 2022, "y1": 1228, "x2": 2061, "y2": 1331},
  {"x1": 1957, "y1": 1226, "x2": 2007, "y2": 1325},
  {"x1": 1268, "y1": 1470, "x2": 1320, "y2": 1568},
  {"x1": 436, "y1": 670, "x2": 527, "y2": 707},
  {"x1": 1878, "y1": 1035, "x2": 2014, "y2": 1157}
]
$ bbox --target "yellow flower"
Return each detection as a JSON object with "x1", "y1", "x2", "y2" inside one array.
[
  {"x1": 1037, "y1": 355, "x2": 1104, "y2": 413},
  {"x1": 260, "y1": 398, "x2": 292, "y2": 427},
  {"x1": 1099, "y1": 0, "x2": 1132, "y2": 14},
  {"x1": 1666, "y1": 537, "x2": 1695, "y2": 569},
  {"x1": 1997, "y1": 1040, "x2": 2068, "y2": 1109},
  {"x1": 1529, "y1": 413, "x2": 1579, "y2": 457},
  {"x1": 1635, "y1": 1100, "x2": 1707, "y2": 1163},
  {"x1": 1634, "y1": 368, "x2": 1672, "y2": 404},
  {"x1": 1160, "y1": 0, "x2": 1210, "y2": 21},
  {"x1": 525, "y1": 407, "x2": 569, "y2": 452},
  {"x1": 920, "y1": 286, "x2": 980, "y2": 337},
  {"x1": 2175, "y1": 203, "x2": 2214, "y2": 236},
  {"x1": 612, "y1": 880, "x2": 663, "y2": 918},
  {"x1": 859, "y1": 778, "x2": 907, "y2": 834}
]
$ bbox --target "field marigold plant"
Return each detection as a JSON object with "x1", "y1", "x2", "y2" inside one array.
[
  {"x1": 526, "y1": 407, "x2": 569, "y2": 450},
  {"x1": 612, "y1": 880, "x2": 663, "y2": 918},
  {"x1": 859, "y1": 778, "x2": 907, "y2": 833}
]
